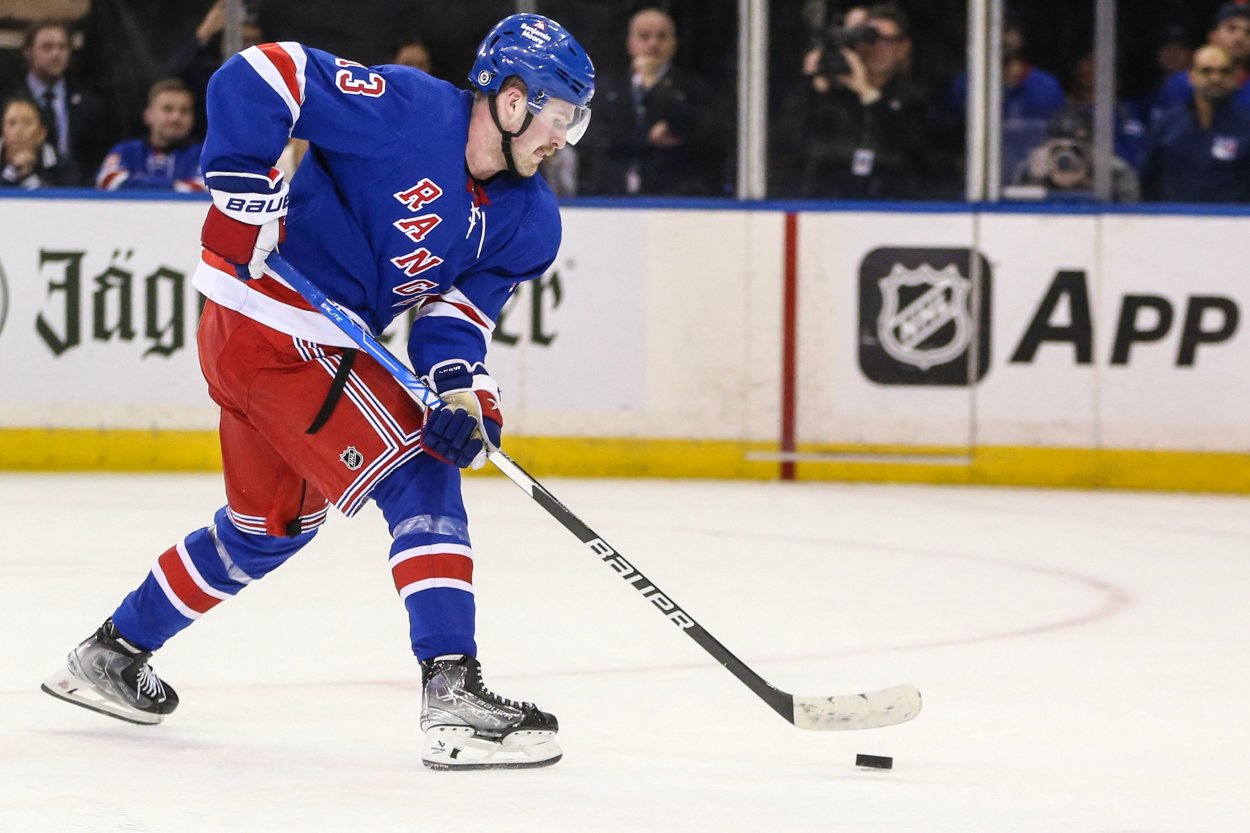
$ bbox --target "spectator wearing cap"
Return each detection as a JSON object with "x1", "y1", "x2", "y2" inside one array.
[
  {"x1": 1139, "y1": 44, "x2": 1250, "y2": 202},
  {"x1": 1154, "y1": 2, "x2": 1250, "y2": 113}
]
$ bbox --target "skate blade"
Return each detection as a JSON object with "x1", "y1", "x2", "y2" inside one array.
[
  {"x1": 41, "y1": 667, "x2": 163, "y2": 726},
  {"x1": 421, "y1": 726, "x2": 562, "y2": 771}
]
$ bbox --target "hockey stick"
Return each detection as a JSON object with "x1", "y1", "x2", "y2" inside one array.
[{"x1": 266, "y1": 253, "x2": 921, "y2": 731}]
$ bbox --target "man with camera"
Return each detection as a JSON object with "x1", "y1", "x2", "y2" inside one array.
[
  {"x1": 1011, "y1": 107, "x2": 1140, "y2": 202},
  {"x1": 1140, "y1": 44, "x2": 1250, "y2": 202},
  {"x1": 789, "y1": 2, "x2": 944, "y2": 199}
]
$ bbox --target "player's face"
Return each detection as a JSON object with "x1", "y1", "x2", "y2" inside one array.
[
  {"x1": 2, "y1": 100, "x2": 47, "y2": 151},
  {"x1": 25, "y1": 27, "x2": 70, "y2": 82},
  {"x1": 512, "y1": 99, "x2": 580, "y2": 177},
  {"x1": 145, "y1": 92, "x2": 195, "y2": 147}
]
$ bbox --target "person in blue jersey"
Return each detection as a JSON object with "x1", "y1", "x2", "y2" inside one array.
[
  {"x1": 43, "y1": 14, "x2": 594, "y2": 772},
  {"x1": 1140, "y1": 44, "x2": 1250, "y2": 203},
  {"x1": 1153, "y1": 3, "x2": 1250, "y2": 116},
  {"x1": 95, "y1": 79, "x2": 206, "y2": 192},
  {"x1": 943, "y1": 13, "x2": 1066, "y2": 183}
]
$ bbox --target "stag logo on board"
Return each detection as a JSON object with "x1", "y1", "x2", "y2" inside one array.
[{"x1": 858, "y1": 247, "x2": 992, "y2": 386}]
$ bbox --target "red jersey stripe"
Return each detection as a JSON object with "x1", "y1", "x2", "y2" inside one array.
[
  {"x1": 446, "y1": 299, "x2": 489, "y2": 328},
  {"x1": 157, "y1": 546, "x2": 225, "y2": 615},
  {"x1": 259, "y1": 43, "x2": 303, "y2": 106},
  {"x1": 99, "y1": 171, "x2": 126, "y2": 190},
  {"x1": 391, "y1": 552, "x2": 474, "y2": 594}
]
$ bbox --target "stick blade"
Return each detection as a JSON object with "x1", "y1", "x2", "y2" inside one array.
[{"x1": 791, "y1": 684, "x2": 922, "y2": 731}]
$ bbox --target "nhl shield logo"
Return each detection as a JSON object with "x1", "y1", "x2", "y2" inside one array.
[
  {"x1": 339, "y1": 446, "x2": 364, "y2": 471},
  {"x1": 858, "y1": 247, "x2": 992, "y2": 386},
  {"x1": 877, "y1": 263, "x2": 972, "y2": 371}
]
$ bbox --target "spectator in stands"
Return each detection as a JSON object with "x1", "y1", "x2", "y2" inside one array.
[
  {"x1": 1151, "y1": 24, "x2": 1198, "y2": 101},
  {"x1": 166, "y1": 0, "x2": 268, "y2": 140},
  {"x1": 7, "y1": 19, "x2": 107, "y2": 185},
  {"x1": 1011, "y1": 106, "x2": 1140, "y2": 202},
  {"x1": 392, "y1": 39, "x2": 432, "y2": 74},
  {"x1": 0, "y1": 96, "x2": 68, "y2": 188},
  {"x1": 785, "y1": 2, "x2": 944, "y2": 199},
  {"x1": 946, "y1": 14, "x2": 1066, "y2": 121},
  {"x1": 944, "y1": 12, "x2": 1066, "y2": 184},
  {"x1": 577, "y1": 7, "x2": 729, "y2": 196},
  {"x1": 1154, "y1": 2, "x2": 1250, "y2": 113},
  {"x1": 1064, "y1": 50, "x2": 1147, "y2": 168},
  {"x1": 95, "y1": 79, "x2": 205, "y2": 192},
  {"x1": 1125, "y1": 25, "x2": 1197, "y2": 134},
  {"x1": 0, "y1": 0, "x2": 87, "y2": 82},
  {"x1": 1139, "y1": 44, "x2": 1250, "y2": 202}
]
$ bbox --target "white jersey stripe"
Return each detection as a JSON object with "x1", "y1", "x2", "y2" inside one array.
[
  {"x1": 413, "y1": 287, "x2": 495, "y2": 340},
  {"x1": 240, "y1": 45, "x2": 301, "y2": 122},
  {"x1": 194, "y1": 258, "x2": 362, "y2": 348},
  {"x1": 152, "y1": 564, "x2": 201, "y2": 620},
  {"x1": 226, "y1": 506, "x2": 269, "y2": 535},
  {"x1": 282, "y1": 40, "x2": 308, "y2": 106},
  {"x1": 176, "y1": 541, "x2": 233, "y2": 601},
  {"x1": 389, "y1": 543, "x2": 474, "y2": 568},
  {"x1": 398, "y1": 578, "x2": 475, "y2": 600}
]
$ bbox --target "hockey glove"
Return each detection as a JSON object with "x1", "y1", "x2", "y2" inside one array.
[
  {"x1": 201, "y1": 168, "x2": 289, "y2": 280},
  {"x1": 419, "y1": 359, "x2": 503, "y2": 470}
]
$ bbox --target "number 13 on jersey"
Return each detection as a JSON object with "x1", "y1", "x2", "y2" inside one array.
[{"x1": 336, "y1": 58, "x2": 385, "y2": 97}]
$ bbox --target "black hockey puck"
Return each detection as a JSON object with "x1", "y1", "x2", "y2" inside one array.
[{"x1": 855, "y1": 754, "x2": 893, "y2": 770}]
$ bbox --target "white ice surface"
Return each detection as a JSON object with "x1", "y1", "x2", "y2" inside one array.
[{"x1": 1, "y1": 473, "x2": 1248, "y2": 832}]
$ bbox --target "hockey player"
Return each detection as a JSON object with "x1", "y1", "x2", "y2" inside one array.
[{"x1": 42, "y1": 14, "x2": 594, "y2": 771}]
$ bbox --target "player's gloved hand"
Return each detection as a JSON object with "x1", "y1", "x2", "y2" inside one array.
[
  {"x1": 201, "y1": 167, "x2": 289, "y2": 280},
  {"x1": 419, "y1": 359, "x2": 503, "y2": 470}
]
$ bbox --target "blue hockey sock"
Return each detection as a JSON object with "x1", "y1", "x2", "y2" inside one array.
[
  {"x1": 372, "y1": 456, "x2": 476, "y2": 660},
  {"x1": 112, "y1": 507, "x2": 315, "y2": 651}
]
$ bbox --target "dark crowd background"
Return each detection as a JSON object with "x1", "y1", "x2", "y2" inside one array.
[{"x1": 0, "y1": 0, "x2": 1244, "y2": 202}]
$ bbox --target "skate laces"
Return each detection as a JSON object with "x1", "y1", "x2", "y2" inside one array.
[
  {"x1": 469, "y1": 663, "x2": 532, "y2": 711},
  {"x1": 134, "y1": 663, "x2": 165, "y2": 700}
]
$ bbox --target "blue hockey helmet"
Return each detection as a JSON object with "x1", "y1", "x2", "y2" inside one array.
[{"x1": 469, "y1": 14, "x2": 595, "y2": 145}]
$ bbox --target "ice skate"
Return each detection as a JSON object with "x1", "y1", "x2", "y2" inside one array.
[
  {"x1": 41, "y1": 618, "x2": 179, "y2": 725},
  {"x1": 419, "y1": 654, "x2": 560, "y2": 770}
]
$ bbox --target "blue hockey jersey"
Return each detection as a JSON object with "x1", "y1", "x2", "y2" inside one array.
[
  {"x1": 194, "y1": 42, "x2": 562, "y2": 377},
  {"x1": 96, "y1": 138, "x2": 206, "y2": 192}
]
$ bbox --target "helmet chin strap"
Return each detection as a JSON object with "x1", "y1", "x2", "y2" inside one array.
[{"x1": 488, "y1": 94, "x2": 535, "y2": 176}]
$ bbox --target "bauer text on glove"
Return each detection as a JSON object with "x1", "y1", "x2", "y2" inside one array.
[{"x1": 201, "y1": 167, "x2": 289, "y2": 280}]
